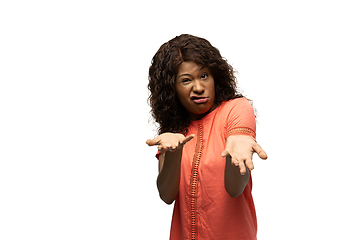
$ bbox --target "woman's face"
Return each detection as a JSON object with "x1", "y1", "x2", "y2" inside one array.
[{"x1": 175, "y1": 61, "x2": 216, "y2": 120}]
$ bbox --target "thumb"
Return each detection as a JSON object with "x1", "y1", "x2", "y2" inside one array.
[
  {"x1": 181, "y1": 134, "x2": 196, "y2": 145},
  {"x1": 146, "y1": 136, "x2": 160, "y2": 146},
  {"x1": 253, "y1": 143, "x2": 268, "y2": 160},
  {"x1": 221, "y1": 149, "x2": 230, "y2": 158}
]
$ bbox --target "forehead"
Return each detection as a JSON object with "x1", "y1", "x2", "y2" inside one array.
[{"x1": 177, "y1": 61, "x2": 206, "y2": 76}]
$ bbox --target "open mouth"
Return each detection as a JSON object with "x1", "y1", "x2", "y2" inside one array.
[{"x1": 190, "y1": 96, "x2": 209, "y2": 104}]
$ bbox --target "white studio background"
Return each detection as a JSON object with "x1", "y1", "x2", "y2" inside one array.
[{"x1": 1, "y1": 0, "x2": 359, "y2": 239}]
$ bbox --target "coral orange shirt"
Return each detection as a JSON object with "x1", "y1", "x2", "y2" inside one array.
[{"x1": 159, "y1": 98, "x2": 257, "y2": 240}]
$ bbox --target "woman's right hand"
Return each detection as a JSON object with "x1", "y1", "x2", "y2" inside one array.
[{"x1": 146, "y1": 133, "x2": 195, "y2": 153}]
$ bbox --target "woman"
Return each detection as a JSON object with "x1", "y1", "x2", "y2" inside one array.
[{"x1": 146, "y1": 34, "x2": 267, "y2": 240}]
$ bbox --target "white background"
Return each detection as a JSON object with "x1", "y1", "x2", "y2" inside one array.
[{"x1": 1, "y1": 0, "x2": 359, "y2": 239}]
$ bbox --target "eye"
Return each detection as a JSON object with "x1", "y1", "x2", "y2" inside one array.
[
  {"x1": 181, "y1": 78, "x2": 191, "y2": 84},
  {"x1": 201, "y1": 73, "x2": 208, "y2": 79}
]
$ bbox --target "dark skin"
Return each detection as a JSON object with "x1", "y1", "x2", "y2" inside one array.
[
  {"x1": 146, "y1": 61, "x2": 267, "y2": 204},
  {"x1": 225, "y1": 155, "x2": 250, "y2": 198},
  {"x1": 147, "y1": 133, "x2": 195, "y2": 204}
]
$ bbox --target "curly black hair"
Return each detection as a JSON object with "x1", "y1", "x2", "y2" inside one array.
[{"x1": 148, "y1": 34, "x2": 243, "y2": 135}]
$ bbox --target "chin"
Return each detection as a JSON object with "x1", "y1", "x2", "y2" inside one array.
[{"x1": 193, "y1": 106, "x2": 213, "y2": 115}]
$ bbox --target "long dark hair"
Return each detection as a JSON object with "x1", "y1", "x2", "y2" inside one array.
[{"x1": 148, "y1": 34, "x2": 243, "y2": 134}]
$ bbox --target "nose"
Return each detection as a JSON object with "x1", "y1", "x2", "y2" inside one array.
[{"x1": 192, "y1": 79, "x2": 205, "y2": 94}]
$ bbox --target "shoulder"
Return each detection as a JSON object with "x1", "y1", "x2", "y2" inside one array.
[
  {"x1": 219, "y1": 97, "x2": 254, "y2": 114},
  {"x1": 218, "y1": 97, "x2": 256, "y2": 138}
]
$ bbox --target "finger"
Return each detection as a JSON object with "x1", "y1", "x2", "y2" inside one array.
[
  {"x1": 233, "y1": 159, "x2": 240, "y2": 167},
  {"x1": 221, "y1": 149, "x2": 230, "y2": 158},
  {"x1": 146, "y1": 136, "x2": 160, "y2": 146},
  {"x1": 253, "y1": 143, "x2": 268, "y2": 160},
  {"x1": 169, "y1": 144, "x2": 178, "y2": 152},
  {"x1": 160, "y1": 144, "x2": 172, "y2": 152},
  {"x1": 228, "y1": 154, "x2": 237, "y2": 166},
  {"x1": 238, "y1": 160, "x2": 247, "y2": 175},
  {"x1": 245, "y1": 158, "x2": 254, "y2": 171},
  {"x1": 181, "y1": 134, "x2": 196, "y2": 145},
  {"x1": 157, "y1": 146, "x2": 164, "y2": 153}
]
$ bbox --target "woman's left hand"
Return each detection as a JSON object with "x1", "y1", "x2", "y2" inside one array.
[{"x1": 221, "y1": 135, "x2": 267, "y2": 175}]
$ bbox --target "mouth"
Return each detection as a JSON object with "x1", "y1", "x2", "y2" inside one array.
[{"x1": 190, "y1": 96, "x2": 209, "y2": 104}]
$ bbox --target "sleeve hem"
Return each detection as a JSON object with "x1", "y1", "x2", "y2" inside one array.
[
  {"x1": 226, "y1": 127, "x2": 256, "y2": 140},
  {"x1": 156, "y1": 150, "x2": 161, "y2": 160}
]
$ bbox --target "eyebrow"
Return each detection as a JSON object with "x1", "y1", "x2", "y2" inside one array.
[{"x1": 177, "y1": 66, "x2": 206, "y2": 79}]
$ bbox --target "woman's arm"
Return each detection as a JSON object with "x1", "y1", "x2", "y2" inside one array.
[
  {"x1": 156, "y1": 149, "x2": 183, "y2": 204},
  {"x1": 221, "y1": 99, "x2": 268, "y2": 197},
  {"x1": 224, "y1": 155, "x2": 250, "y2": 198},
  {"x1": 222, "y1": 135, "x2": 267, "y2": 197},
  {"x1": 146, "y1": 133, "x2": 195, "y2": 204}
]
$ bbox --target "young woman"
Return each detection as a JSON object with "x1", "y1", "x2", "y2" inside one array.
[{"x1": 146, "y1": 34, "x2": 267, "y2": 240}]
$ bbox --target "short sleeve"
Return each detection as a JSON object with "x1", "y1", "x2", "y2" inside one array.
[
  {"x1": 225, "y1": 98, "x2": 256, "y2": 140},
  {"x1": 155, "y1": 150, "x2": 161, "y2": 160}
]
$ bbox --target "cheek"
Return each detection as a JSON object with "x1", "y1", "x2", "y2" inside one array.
[
  {"x1": 209, "y1": 81, "x2": 216, "y2": 98},
  {"x1": 175, "y1": 87, "x2": 189, "y2": 104}
]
